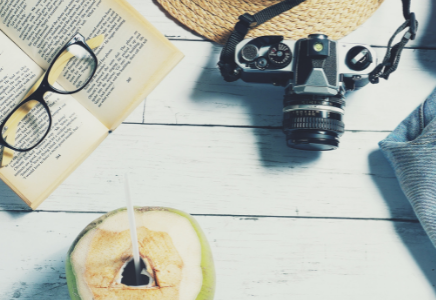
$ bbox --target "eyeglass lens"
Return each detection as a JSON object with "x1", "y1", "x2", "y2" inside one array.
[
  {"x1": 1, "y1": 100, "x2": 50, "y2": 151},
  {"x1": 1, "y1": 42, "x2": 96, "y2": 151},
  {"x1": 48, "y1": 44, "x2": 97, "y2": 92}
]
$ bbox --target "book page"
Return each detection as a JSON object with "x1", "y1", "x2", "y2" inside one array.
[
  {"x1": 0, "y1": 0, "x2": 183, "y2": 130},
  {"x1": 0, "y1": 31, "x2": 108, "y2": 208}
]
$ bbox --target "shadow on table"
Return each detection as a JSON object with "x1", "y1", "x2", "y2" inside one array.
[
  {"x1": 8, "y1": 248, "x2": 70, "y2": 299},
  {"x1": 250, "y1": 127, "x2": 321, "y2": 166},
  {"x1": 369, "y1": 150, "x2": 436, "y2": 294},
  {"x1": 368, "y1": 5, "x2": 436, "y2": 289},
  {"x1": 188, "y1": 43, "x2": 321, "y2": 167},
  {"x1": 0, "y1": 180, "x2": 32, "y2": 213},
  {"x1": 416, "y1": 0, "x2": 436, "y2": 74}
]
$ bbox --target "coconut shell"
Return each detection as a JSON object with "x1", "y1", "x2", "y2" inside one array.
[{"x1": 66, "y1": 207, "x2": 215, "y2": 300}]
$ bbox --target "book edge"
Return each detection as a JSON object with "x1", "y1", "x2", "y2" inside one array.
[{"x1": 0, "y1": 132, "x2": 108, "y2": 210}]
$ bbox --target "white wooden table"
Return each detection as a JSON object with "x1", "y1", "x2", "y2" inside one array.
[{"x1": 2, "y1": 1, "x2": 436, "y2": 299}]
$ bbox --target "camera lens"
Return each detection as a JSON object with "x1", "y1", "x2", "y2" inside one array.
[{"x1": 282, "y1": 94, "x2": 345, "y2": 151}]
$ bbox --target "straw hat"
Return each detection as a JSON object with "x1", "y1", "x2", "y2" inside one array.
[{"x1": 157, "y1": 0, "x2": 385, "y2": 44}]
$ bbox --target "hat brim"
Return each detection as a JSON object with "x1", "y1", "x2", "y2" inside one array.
[{"x1": 157, "y1": 0, "x2": 384, "y2": 44}]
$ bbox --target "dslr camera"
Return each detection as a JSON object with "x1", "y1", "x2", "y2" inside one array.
[{"x1": 235, "y1": 34, "x2": 377, "y2": 151}]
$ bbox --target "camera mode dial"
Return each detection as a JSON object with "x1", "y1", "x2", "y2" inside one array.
[{"x1": 267, "y1": 43, "x2": 292, "y2": 68}]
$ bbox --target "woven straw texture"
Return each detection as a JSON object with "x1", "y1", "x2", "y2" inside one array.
[{"x1": 157, "y1": 0, "x2": 385, "y2": 44}]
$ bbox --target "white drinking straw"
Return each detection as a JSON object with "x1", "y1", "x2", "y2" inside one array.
[{"x1": 124, "y1": 173, "x2": 142, "y2": 286}]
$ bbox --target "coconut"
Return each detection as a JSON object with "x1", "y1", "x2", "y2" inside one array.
[{"x1": 66, "y1": 207, "x2": 215, "y2": 300}]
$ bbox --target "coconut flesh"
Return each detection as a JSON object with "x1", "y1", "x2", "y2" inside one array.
[{"x1": 67, "y1": 208, "x2": 215, "y2": 300}]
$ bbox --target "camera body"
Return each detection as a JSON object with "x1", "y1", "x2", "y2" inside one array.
[{"x1": 235, "y1": 34, "x2": 377, "y2": 150}]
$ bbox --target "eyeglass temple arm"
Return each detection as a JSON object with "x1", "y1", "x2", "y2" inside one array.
[{"x1": 1, "y1": 35, "x2": 104, "y2": 167}]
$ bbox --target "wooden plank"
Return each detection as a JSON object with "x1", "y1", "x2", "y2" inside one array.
[
  {"x1": 142, "y1": 41, "x2": 436, "y2": 130},
  {"x1": 123, "y1": 101, "x2": 145, "y2": 124},
  {"x1": 130, "y1": 0, "x2": 436, "y2": 48},
  {"x1": 340, "y1": 0, "x2": 435, "y2": 48},
  {"x1": 0, "y1": 125, "x2": 416, "y2": 220},
  {"x1": 0, "y1": 211, "x2": 435, "y2": 299}
]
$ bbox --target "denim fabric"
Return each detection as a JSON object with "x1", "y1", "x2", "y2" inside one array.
[{"x1": 379, "y1": 89, "x2": 436, "y2": 247}]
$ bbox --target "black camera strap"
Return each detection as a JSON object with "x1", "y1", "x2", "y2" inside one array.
[
  {"x1": 218, "y1": 0, "x2": 418, "y2": 84},
  {"x1": 369, "y1": 0, "x2": 418, "y2": 83}
]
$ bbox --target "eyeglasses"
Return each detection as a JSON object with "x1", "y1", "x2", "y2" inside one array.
[{"x1": 0, "y1": 33, "x2": 99, "y2": 153}]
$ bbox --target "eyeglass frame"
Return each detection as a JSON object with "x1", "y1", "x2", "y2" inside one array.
[{"x1": 0, "y1": 33, "x2": 98, "y2": 152}]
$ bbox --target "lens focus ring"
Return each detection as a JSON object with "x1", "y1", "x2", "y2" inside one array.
[
  {"x1": 283, "y1": 95, "x2": 346, "y2": 151},
  {"x1": 284, "y1": 117, "x2": 344, "y2": 133}
]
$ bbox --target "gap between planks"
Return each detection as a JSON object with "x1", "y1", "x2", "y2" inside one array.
[
  {"x1": 121, "y1": 122, "x2": 393, "y2": 133},
  {"x1": 1, "y1": 209, "x2": 419, "y2": 223},
  {"x1": 166, "y1": 38, "x2": 436, "y2": 51}
]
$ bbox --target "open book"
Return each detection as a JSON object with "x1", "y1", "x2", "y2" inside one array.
[{"x1": 0, "y1": 0, "x2": 183, "y2": 209}]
